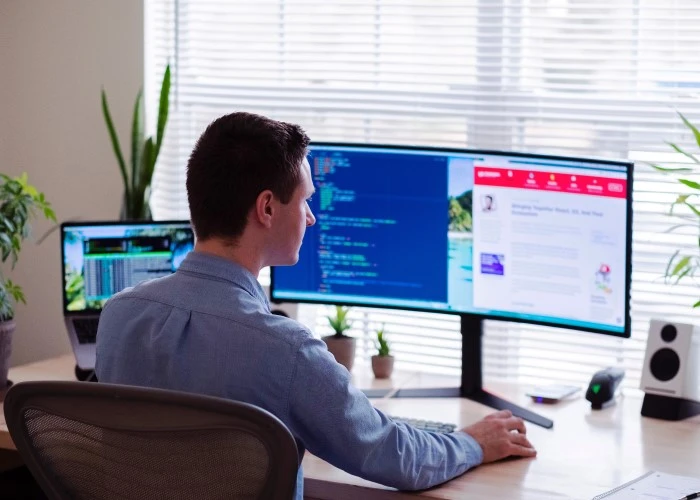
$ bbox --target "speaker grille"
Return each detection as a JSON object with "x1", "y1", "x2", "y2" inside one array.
[
  {"x1": 660, "y1": 324, "x2": 677, "y2": 343},
  {"x1": 650, "y1": 348, "x2": 681, "y2": 382}
]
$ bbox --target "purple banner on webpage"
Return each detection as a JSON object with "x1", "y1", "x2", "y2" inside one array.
[{"x1": 480, "y1": 253, "x2": 505, "y2": 275}]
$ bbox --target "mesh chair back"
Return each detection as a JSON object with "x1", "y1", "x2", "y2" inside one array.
[{"x1": 3, "y1": 381, "x2": 299, "y2": 500}]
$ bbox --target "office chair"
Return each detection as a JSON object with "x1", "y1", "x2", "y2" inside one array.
[{"x1": 3, "y1": 381, "x2": 299, "y2": 500}]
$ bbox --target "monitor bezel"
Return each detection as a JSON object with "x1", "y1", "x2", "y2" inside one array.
[
  {"x1": 270, "y1": 142, "x2": 633, "y2": 339},
  {"x1": 60, "y1": 219, "x2": 193, "y2": 316}
]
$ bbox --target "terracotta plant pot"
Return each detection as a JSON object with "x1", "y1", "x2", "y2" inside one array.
[
  {"x1": 371, "y1": 355, "x2": 394, "y2": 379},
  {"x1": 322, "y1": 335, "x2": 356, "y2": 372},
  {"x1": 0, "y1": 320, "x2": 16, "y2": 389}
]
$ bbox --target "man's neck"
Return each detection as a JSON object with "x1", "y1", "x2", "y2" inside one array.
[{"x1": 194, "y1": 239, "x2": 263, "y2": 277}]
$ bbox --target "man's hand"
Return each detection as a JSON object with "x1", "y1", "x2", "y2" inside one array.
[{"x1": 461, "y1": 410, "x2": 537, "y2": 463}]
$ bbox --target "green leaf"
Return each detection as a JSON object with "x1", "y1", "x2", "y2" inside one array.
[
  {"x1": 663, "y1": 222, "x2": 696, "y2": 233},
  {"x1": 666, "y1": 142, "x2": 700, "y2": 165},
  {"x1": 130, "y1": 89, "x2": 144, "y2": 196},
  {"x1": 693, "y1": 299, "x2": 700, "y2": 308},
  {"x1": 43, "y1": 206, "x2": 56, "y2": 222},
  {"x1": 673, "y1": 266, "x2": 692, "y2": 283},
  {"x1": 671, "y1": 255, "x2": 691, "y2": 277},
  {"x1": 0, "y1": 232, "x2": 12, "y2": 250},
  {"x1": 154, "y1": 64, "x2": 171, "y2": 160},
  {"x1": 139, "y1": 138, "x2": 155, "y2": 194},
  {"x1": 327, "y1": 305, "x2": 352, "y2": 336},
  {"x1": 683, "y1": 200, "x2": 700, "y2": 217},
  {"x1": 101, "y1": 88, "x2": 130, "y2": 199},
  {"x1": 649, "y1": 162, "x2": 693, "y2": 173},
  {"x1": 375, "y1": 325, "x2": 390, "y2": 356},
  {"x1": 665, "y1": 250, "x2": 680, "y2": 279},
  {"x1": 6, "y1": 281, "x2": 25, "y2": 305},
  {"x1": 679, "y1": 111, "x2": 700, "y2": 149},
  {"x1": 678, "y1": 178, "x2": 700, "y2": 191}
]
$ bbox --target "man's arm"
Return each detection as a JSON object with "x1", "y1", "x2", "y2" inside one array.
[{"x1": 285, "y1": 336, "x2": 483, "y2": 491}]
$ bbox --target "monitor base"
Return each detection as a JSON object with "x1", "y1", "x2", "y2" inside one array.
[{"x1": 390, "y1": 315, "x2": 554, "y2": 429}]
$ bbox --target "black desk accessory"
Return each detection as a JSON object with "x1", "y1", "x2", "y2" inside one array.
[{"x1": 586, "y1": 367, "x2": 625, "y2": 409}]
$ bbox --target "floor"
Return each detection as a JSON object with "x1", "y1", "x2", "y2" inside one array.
[
  {"x1": 0, "y1": 466, "x2": 47, "y2": 500},
  {"x1": 0, "y1": 450, "x2": 46, "y2": 500}
]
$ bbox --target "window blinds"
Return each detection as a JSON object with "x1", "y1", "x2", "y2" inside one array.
[{"x1": 145, "y1": 0, "x2": 700, "y2": 391}]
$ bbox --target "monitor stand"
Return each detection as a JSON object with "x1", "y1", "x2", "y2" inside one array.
[{"x1": 392, "y1": 315, "x2": 554, "y2": 429}]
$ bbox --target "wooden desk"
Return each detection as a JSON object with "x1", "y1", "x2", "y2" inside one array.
[
  {"x1": 0, "y1": 355, "x2": 76, "y2": 450},
  {"x1": 303, "y1": 373, "x2": 700, "y2": 500},
  {"x1": 2, "y1": 357, "x2": 699, "y2": 500}
]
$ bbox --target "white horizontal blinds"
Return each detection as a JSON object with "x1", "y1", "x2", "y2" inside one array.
[
  {"x1": 145, "y1": 0, "x2": 187, "y2": 219},
  {"x1": 313, "y1": 308, "x2": 464, "y2": 376},
  {"x1": 146, "y1": 0, "x2": 700, "y2": 391}
]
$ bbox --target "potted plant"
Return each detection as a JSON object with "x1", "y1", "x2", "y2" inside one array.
[
  {"x1": 101, "y1": 64, "x2": 171, "y2": 220},
  {"x1": 651, "y1": 111, "x2": 700, "y2": 308},
  {"x1": 322, "y1": 305, "x2": 356, "y2": 371},
  {"x1": 371, "y1": 324, "x2": 394, "y2": 379},
  {"x1": 0, "y1": 173, "x2": 56, "y2": 390}
]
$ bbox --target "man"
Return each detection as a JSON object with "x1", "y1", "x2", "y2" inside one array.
[
  {"x1": 96, "y1": 112, "x2": 536, "y2": 499},
  {"x1": 483, "y1": 194, "x2": 495, "y2": 212}
]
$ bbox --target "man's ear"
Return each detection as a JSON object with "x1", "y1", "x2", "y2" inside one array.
[{"x1": 254, "y1": 190, "x2": 275, "y2": 228}]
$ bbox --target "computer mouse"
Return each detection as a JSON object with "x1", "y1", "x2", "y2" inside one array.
[{"x1": 585, "y1": 367, "x2": 625, "y2": 409}]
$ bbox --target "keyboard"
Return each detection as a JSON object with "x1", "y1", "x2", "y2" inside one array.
[
  {"x1": 389, "y1": 416, "x2": 457, "y2": 434},
  {"x1": 73, "y1": 317, "x2": 100, "y2": 344}
]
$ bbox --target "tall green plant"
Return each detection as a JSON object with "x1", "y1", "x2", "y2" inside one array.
[
  {"x1": 327, "y1": 305, "x2": 353, "y2": 338},
  {"x1": 101, "y1": 64, "x2": 171, "y2": 220},
  {"x1": 0, "y1": 173, "x2": 56, "y2": 321},
  {"x1": 650, "y1": 111, "x2": 700, "y2": 308}
]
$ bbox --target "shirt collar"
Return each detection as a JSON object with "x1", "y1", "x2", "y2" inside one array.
[{"x1": 178, "y1": 251, "x2": 270, "y2": 309}]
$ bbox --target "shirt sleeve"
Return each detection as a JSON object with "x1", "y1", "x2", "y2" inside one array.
[{"x1": 285, "y1": 336, "x2": 484, "y2": 491}]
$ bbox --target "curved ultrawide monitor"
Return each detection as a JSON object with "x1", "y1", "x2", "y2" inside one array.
[{"x1": 271, "y1": 143, "x2": 633, "y2": 337}]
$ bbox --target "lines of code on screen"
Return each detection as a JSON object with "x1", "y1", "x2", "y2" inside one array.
[{"x1": 275, "y1": 147, "x2": 449, "y2": 304}]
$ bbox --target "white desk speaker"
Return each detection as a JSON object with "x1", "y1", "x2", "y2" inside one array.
[{"x1": 639, "y1": 319, "x2": 700, "y2": 420}]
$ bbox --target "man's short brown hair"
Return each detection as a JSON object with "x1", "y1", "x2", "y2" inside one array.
[{"x1": 186, "y1": 112, "x2": 310, "y2": 241}]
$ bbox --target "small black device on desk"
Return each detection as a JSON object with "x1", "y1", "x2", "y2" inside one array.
[{"x1": 586, "y1": 367, "x2": 625, "y2": 409}]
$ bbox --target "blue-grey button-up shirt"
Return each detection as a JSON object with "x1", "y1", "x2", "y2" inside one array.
[{"x1": 96, "y1": 251, "x2": 483, "y2": 499}]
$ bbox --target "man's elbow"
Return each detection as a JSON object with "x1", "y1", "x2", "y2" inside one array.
[{"x1": 389, "y1": 467, "x2": 467, "y2": 492}]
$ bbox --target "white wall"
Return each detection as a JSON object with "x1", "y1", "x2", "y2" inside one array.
[{"x1": 0, "y1": 0, "x2": 144, "y2": 366}]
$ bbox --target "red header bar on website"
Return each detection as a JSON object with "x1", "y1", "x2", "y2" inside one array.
[{"x1": 474, "y1": 167, "x2": 627, "y2": 199}]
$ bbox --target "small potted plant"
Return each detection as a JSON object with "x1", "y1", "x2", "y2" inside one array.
[
  {"x1": 322, "y1": 305, "x2": 356, "y2": 371},
  {"x1": 0, "y1": 173, "x2": 56, "y2": 390},
  {"x1": 371, "y1": 324, "x2": 394, "y2": 379}
]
